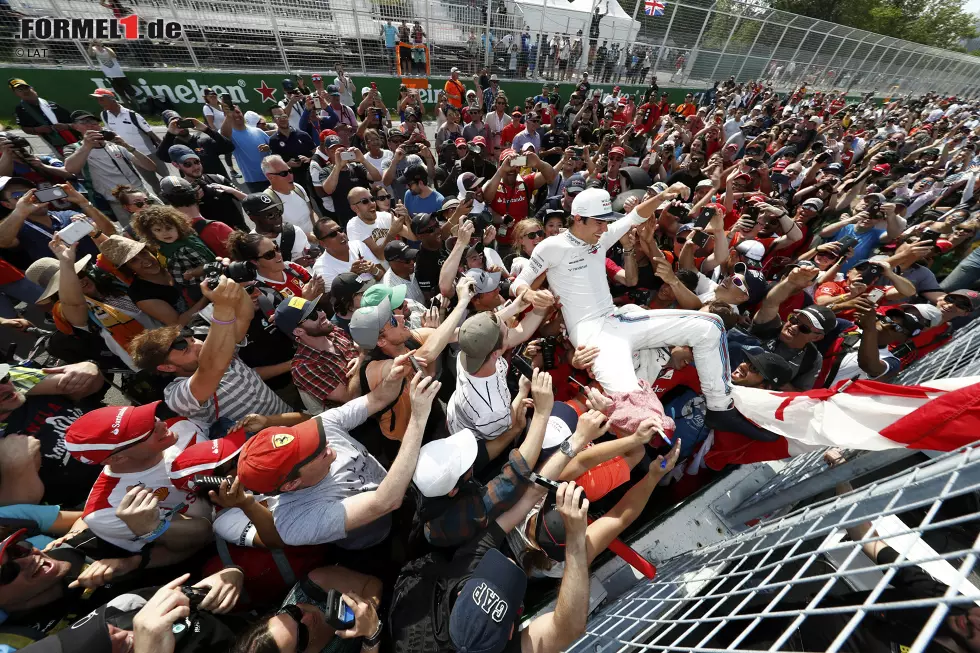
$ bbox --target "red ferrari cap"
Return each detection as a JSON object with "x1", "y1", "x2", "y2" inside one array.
[{"x1": 237, "y1": 419, "x2": 324, "y2": 494}]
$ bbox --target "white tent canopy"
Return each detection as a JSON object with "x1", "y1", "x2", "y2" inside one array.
[{"x1": 507, "y1": 0, "x2": 641, "y2": 59}]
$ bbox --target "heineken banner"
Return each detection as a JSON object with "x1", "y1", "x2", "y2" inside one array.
[{"x1": 1, "y1": 65, "x2": 686, "y2": 119}]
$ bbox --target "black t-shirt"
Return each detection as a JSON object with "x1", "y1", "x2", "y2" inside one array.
[
  {"x1": 127, "y1": 277, "x2": 189, "y2": 314},
  {"x1": 415, "y1": 244, "x2": 445, "y2": 298},
  {"x1": 196, "y1": 174, "x2": 246, "y2": 230},
  {"x1": 390, "y1": 523, "x2": 522, "y2": 653},
  {"x1": 3, "y1": 394, "x2": 102, "y2": 508},
  {"x1": 322, "y1": 163, "x2": 372, "y2": 225},
  {"x1": 541, "y1": 131, "x2": 570, "y2": 166},
  {"x1": 666, "y1": 168, "x2": 708, "y2": 194},
  {"x1": 237, "y1": 311, "x2": 296, "y2": 390}
]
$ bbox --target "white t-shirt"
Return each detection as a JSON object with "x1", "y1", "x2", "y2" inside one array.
[
  {"x1": 274, "y1": 187, "x2": 315, "y2": 237},
  {"x1": 102, "y1": 108, "x2": 155, "y2": 155},
  {"x1": 81, "y1": 418, "x2": 210, "y2": 552},
  {"x1": 203, "y1": 104, "x2": 226, "y2": 130},
  {"x1": 273, "y1": 398, "x2": 391, "y2": 549},
  {"x1": 313, "y1": 240, "x2": 376, "y2": 288},
  {"x1": 364, "y1": 150, "x2": 393, "y2": 187},
  {"x1": 347, "y1": 212, "x2": 392, "y2": 258},
  {"x1": 447, "y1": 356, "x2": 512, "y2": 440}
]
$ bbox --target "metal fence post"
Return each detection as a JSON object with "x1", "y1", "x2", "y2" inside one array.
[
  {"x1": 785, "y1": 23, "x2": 814, "y2": 82},
  {"x1": 263, "y1": 0, "x2": 289, "y2": 72},
  {"x1": 164, "y1": 0, "x2": 200, "y2": 69},
  {"x1": 48, "y1": 0, "x2": 95, "y2": 67},
  {"x1": 485, "y1": 2, "x2": 493, "y2": 67},
  {"x1": 350, "y1": 2, "x2": 367, "y2": 74},
  {"x1": 803, "y1": 28, "x2": 830, "y2": 87},
  {"x1": 760, "y1": 15, "x2": 797, "y2": 81},
  {"x1": 708, "y1": 15, "x2": 741, "y2": 80},
  {"x1": 835, "y1": 32, "x2": 866, "y2": 84},
  {"x1": 734, "y1": 16, "x2": 769, "y2": 81},
  {"x1": 651, "y1": 0, "x2": 680, "y2": 73}
]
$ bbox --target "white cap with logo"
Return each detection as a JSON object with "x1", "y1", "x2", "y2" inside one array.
[{"x1": 570, "y1": 188, "x2": 623, "y2": 222}]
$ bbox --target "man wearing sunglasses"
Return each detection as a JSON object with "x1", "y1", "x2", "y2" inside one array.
[
  {"x1": 310, "y1": 218, "x2": 379, "y2": 288},
  {"x1": 129, "y1": 277, "x2": 292, "y2": 429},
  {"x1": 263, "y1": 155, "x2": 317, "y2": 239},
  {"x1": 829, "y1": 304, "x2": 930, "y2": 385},
  {"x1": 156, "y1": 109, "x2": 234, "y2": 179},
  {"x1": 743, "y1": 266, "x2": 837, "y2": 391},
  {"x1": 346, "y1": 186, "x2": 412, "y2": 264},
  {"x1": 275, "y1": 294, "x2": 355, "y2": 409},
  {"x1": 244, "y1": 192, "x2": 309, "y2": 265}
]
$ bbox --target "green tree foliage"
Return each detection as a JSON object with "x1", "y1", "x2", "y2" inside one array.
[{"x1": 770, "y1": 0, "x2": 977, "y2": 48}]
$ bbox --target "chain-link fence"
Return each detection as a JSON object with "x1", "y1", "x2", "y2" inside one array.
[{"x1": 5, "y1": 0, "x2": 980, "y2": 96}]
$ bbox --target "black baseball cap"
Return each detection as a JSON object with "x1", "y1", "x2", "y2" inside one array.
[
  {"x1": 449, "y1": 548, "x2": 527, "y2": 653},
  {"x1": 411, "y1": 212, "x2": 440, "y2": 234},
  {"x1": 535, "y1": 501, "x2": 569, "y2": 561},
  {"x1": 242, "y1": 191, "x2": 281, "y2": 215},
  {"x1": 397, "y1": 164, "x2": 428, "y2": 185},
  {"x1": 69, "y1": 110, "x2": 98, "y2": 122},
  {"x1": 384, "y1": 240, "x2": 418, "y2": 262},
  {"x1": 330, "y1": 272, "x2": 373, "y2": 304},
  {"x1": 742, "y1": 346, "x2": 794, "y2": 387},
  {"x1": 793, "y1": 305, "x2": 837, "y2": 333}
]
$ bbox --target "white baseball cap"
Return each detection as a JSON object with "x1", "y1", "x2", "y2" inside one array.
[
  {"x1": 571, "y1": 188, "x2": 623, "y2": 221},
  {"x1": 413, "y1": 429, "x2": 479, "y2": 497}
]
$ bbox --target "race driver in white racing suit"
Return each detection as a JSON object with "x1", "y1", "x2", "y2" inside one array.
[{"x1": 512, "y1": 184, "x2": 778, "y2": 441}]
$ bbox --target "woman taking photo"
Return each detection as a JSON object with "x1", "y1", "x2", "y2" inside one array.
[
  {"x1": 226, "y1": 232, "x2": 323, "y2": 301},
  {"x1": 97, "y1": 234, "x2": 207, "y2": 327}
]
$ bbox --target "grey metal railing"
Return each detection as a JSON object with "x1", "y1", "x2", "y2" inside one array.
[{"x1": 5, "y1": 0, "x2": 980, "y2": 95}]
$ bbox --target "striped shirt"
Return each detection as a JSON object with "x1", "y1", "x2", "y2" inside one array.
[
  {"x1": 446, "y1": 356, "x2": 512, "y2": 440},
  {"x1": 164, "y1": 355, "x2": 290, "y2": 424}
]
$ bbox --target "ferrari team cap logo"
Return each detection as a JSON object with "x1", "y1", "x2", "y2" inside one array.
[
  {"x1": 272, "y1": 433, "x2": 294, "y2": 448},
  {"x1": 287, "y1": 296, "x2": 308, "y2": 309}
]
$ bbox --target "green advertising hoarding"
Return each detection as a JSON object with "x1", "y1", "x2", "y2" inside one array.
[{"x1": 1, "y1": 65, "x2": 686, "y2": 120}]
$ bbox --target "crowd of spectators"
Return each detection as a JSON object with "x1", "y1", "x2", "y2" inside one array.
[{"x1": 2, "y1": 68, "x2": 980, "y2": 653}]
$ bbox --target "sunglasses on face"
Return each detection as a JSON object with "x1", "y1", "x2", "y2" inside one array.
[
  {"x1": 353, "y1": 197, "x2": 376, "y2": 206},
  {"x1": 0, "y1": 539, "x2": 32, "y2": 587},
  {"x1": 374, "y1": 194, "x2": 391, "y2": 202},
  {"x1": 170, "y1": 327, "x2": 195, "y2": 351},
  {"x1": 277, "y1": 604, "x2": 309, "y2": 652},
  {"x1": 788, "y1": 313, "x2": 822, "y2": 336},
  {"x1": 254, "y1": 244, "x2": 280, "y2": 260},
  {"x1": 129, "y1": 199, "x2": 148, "y2": 208},
  {"x1": 179, "y1": 160, "x2": 201, "y2": 167},
  {"x1": 525, "y1": 230, "x2": 545, "y2": 239},
  {"x1": 320, "y1": 229, "x2": 342, "y2": 239},
  {"x1": 268, "y1": 170, "x2": 292, "y2": 178}
]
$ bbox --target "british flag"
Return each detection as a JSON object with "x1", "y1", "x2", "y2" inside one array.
[{"x1": 644, "y1": 0, "x2": 665, "y2": 16}]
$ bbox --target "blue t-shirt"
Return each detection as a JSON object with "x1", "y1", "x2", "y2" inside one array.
[
  {"x1": 829, "y1": 223, "x2": 885, "y2": 273},
  {"x1": 404, "y1": 189, "x2": 445, "y2": 215},
  {"x1": 384, "y1": 24, "x2": 398, "y2": 48},
  {"x1": 230, "y1": 126, "x2": 271, "y2": 182},
  {"x1": 0, "y1": 504, "x2": 60, "y2": 549}
]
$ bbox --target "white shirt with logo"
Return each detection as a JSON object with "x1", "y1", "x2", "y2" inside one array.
[{"x1": 81, "y1": 418, "x2": 209, "y2": 552}]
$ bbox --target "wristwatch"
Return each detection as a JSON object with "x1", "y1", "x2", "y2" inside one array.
[{"x1": 559, "y1": 437, "x2": 578, "y2": 458}]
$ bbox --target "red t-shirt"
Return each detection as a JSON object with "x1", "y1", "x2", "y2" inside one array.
[
  {"x1": 490, "y1": 174, "x2": 536, "y2": 244},
  {"x1": 256, "y1": 261, "x2": 311, "y2": 299},
  {"x1": 500, "y1": 122, "x2": 522, "y2": 149},
  {"x1": 0, "y1": 259, "x2": 23, "y2": 284}
]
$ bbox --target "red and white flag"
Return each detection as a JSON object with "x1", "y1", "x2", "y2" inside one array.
[{"x1": 706, "y1": 377, "x2": 980, "y2": 469}]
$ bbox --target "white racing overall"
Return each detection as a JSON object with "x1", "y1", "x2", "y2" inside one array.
[{"x1": 513, "y1": 210, "x2": 734, "y2": 411}]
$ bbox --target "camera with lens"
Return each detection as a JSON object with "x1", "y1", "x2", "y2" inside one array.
[
  {"x1": 203, "y1": 260, "x2": 257, "y2": 289},
  {"x1": 470, "y1": 210, "x2": 495, "y2": 241},
  {"x1": 100, "y1": 129, "x2": 117, "y2": 142},
  {"x1": 538, "y1": 335, "x2": 560, "y2": 371},
  {"x1": 2, "y1": 134, "x2": 31, "y2": 158}
]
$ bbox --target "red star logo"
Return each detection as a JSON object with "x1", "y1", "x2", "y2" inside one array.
[{"x1": 254, "y1": 80, "x2": 277, "y2": 103}]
